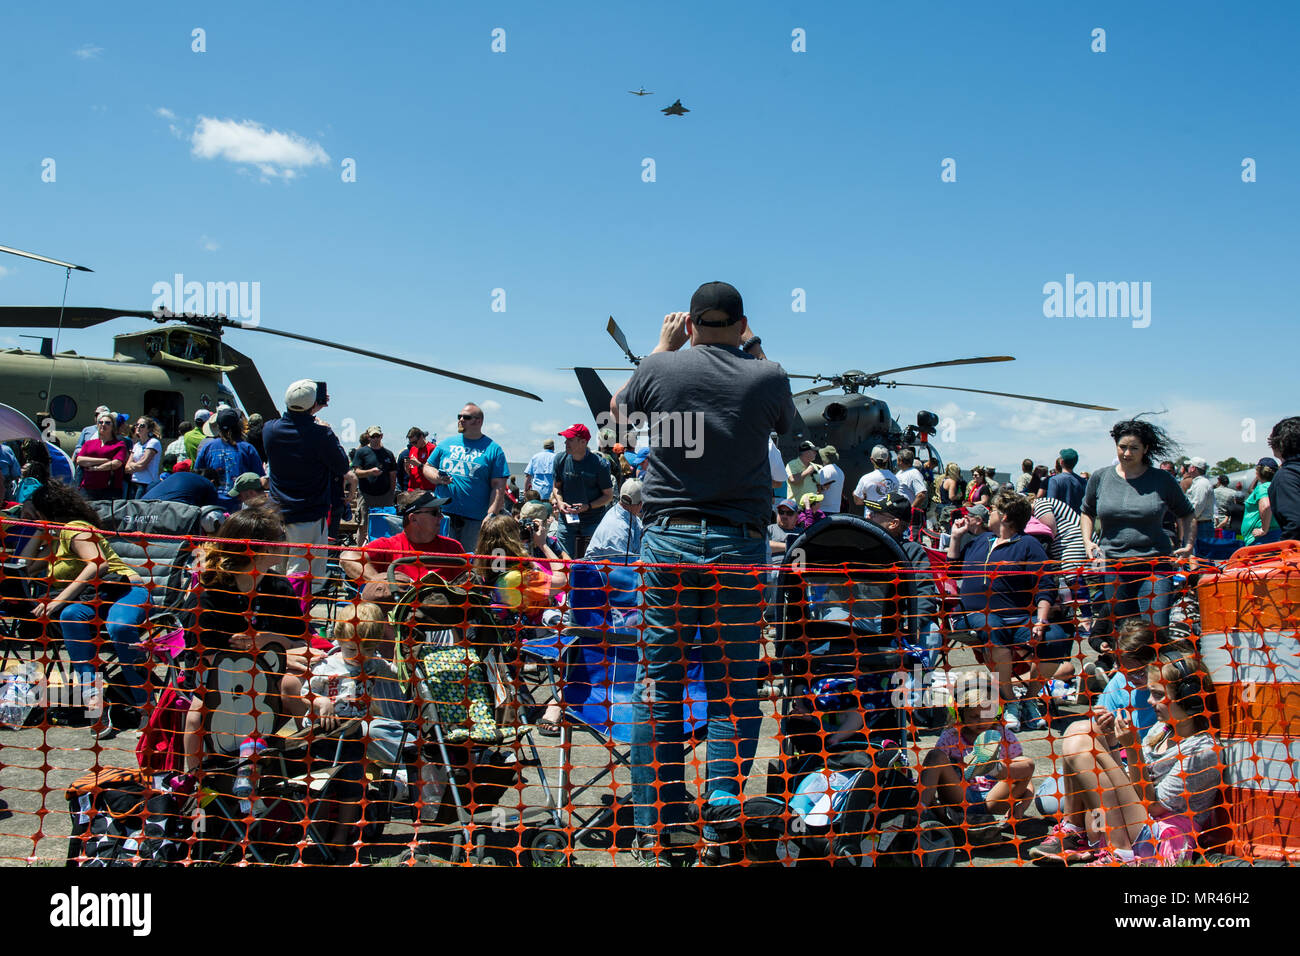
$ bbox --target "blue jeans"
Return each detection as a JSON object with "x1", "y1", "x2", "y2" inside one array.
[
  {"x1": 56, "y1": 585, "x2": 151, "y2": 707},
  {"x1": 554, "y1": 516, "x2": 598, "y2": 560},
  {"x1": 631, "y1": 521, "x2": 767, "y2": 840},
  {"x1": 1087, "y1": 558, "x2": 1175, "y2": 644},
  {"x1": 957, "y1": 611, "x2": 1072, "y2": 671}
]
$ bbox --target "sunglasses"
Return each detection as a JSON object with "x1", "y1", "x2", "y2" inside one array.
[
  {"x1": 777, "y1": 508, "x2": 795, "y2": 516},
  {"x1": 98, "y1": 420, "x2": 115, "y2": 426},
  {"x1": 456, "y1": 414, "x2": 480, "y2": 421}
]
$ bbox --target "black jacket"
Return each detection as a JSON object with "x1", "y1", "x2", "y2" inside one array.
[{"x1": 262, "y1": 411, "x2": 350, "y2": 524}]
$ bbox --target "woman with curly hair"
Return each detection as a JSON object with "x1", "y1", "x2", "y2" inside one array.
[
  {"x1": 18, "y1": 481, "x2": 151, "y2": 727},
  {"x1": 1080, "y1": 419, "x2": 1195, "y2": 647}
]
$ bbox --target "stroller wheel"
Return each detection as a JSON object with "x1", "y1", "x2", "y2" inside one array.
[{"x1": 524, "y1": 827, "x2": 570, "y2": 867}]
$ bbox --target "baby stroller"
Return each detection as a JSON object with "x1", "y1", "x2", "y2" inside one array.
[
  {"x1": 364, "y1": 556, "x2": 564, "y2": 865},
  {"x1": 750, "y1": 514, "x2": 953, "y2": 867}
]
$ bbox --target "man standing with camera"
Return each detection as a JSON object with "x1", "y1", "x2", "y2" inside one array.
[
  {"x1": 262, "y1": 380, "x2": 350, "y2": 590},
  {"x1": 612, "y1": 281, "x2": 798, "y2": 865}
]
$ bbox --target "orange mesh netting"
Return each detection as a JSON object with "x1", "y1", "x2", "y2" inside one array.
[{"x1": 0, "y1": 514, "x2": 1288, "y2": 867}]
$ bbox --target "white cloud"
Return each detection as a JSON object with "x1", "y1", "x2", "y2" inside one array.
[
  {"x1": 0, "y1": 265, "x2": 10, "y2": 278},
  {"x1": 155, "y1": 107, "x2": 176, "y2": 119},
  {"x1": 997, "y1": 405, "x2": 1104, "y2": 436},
  {"x1": 199, "y1": 235, "x2": 220, "y2": 252},
  {"x1": 190, "y1": 117, "x2": 330, "y2": 180},
  {"x1": 564, "y1": 397, "x2": 587, "y2": 409},
  {"x1": 530, "y1": 420, "x2": 564, "y2": 435},
  {"x1": 480, "y1": 399, "x2": 502, "y2": 413},
  {"x1": 74, "y1": 44, "x2": 103, "y2": 60}
]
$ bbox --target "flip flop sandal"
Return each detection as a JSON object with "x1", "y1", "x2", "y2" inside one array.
[{"x1": 536, "y1": 718, "x2": 563, "y2": 738}]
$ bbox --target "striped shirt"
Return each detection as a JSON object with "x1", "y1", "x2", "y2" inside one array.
[{"x1": 1032, "y1": 496, "x2": 1088, "y2": 572}]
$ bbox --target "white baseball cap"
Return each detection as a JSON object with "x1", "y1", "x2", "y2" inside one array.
[{"x1": 285, "y1": 379, "x2": 318, "y2": 412}]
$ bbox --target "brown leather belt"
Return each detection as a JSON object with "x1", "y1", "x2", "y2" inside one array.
[{"x1": 663, "y1": 515, "x2": 764, "y2": 540}]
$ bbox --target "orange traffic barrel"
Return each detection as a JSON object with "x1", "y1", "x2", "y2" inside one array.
[{"x1": 1198, "y1": 540, "x2": 1300, "y2": 862}]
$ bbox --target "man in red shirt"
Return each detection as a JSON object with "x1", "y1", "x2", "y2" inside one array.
[
  {"x1": 339, "y1": 489, "x2": 466, "y2": 595},
  {"x1": 399, "y1": 427, "x2": 437, "y2": 492}
]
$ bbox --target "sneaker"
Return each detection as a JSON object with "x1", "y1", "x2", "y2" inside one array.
[
  {"x1": 965, "y1": 811, "x2": 1004, "y2": 847},
  {"x1": 631, "y1": 833, "x2": 670, "y2": 867},
  {"x1": 1029, "y1": 823, "x2": 1098, "y2": 865},
  {"x1": 1002, "y1": 702, "x2": 1021, "y2": 733},
  {"x1": 1012, "y1": 699, "x2": 1048, "y2": 732},
  {"x1": 1086, "y1": 846, "x2": 1139, "y2": 867},
  {"x1": 694, "y1": 841, "x2": 739, "y2": 866}
]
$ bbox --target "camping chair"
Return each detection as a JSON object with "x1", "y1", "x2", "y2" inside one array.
[
  {"x1": 520, "y1": 562, "x2": 708, "y2": 858},
  {"x1": 193, "y1": 643, "x2": 366, "y2": 865}
]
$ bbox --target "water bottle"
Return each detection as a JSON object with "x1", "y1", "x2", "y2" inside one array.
[{"x1": 233, "y1": 736, "x2": 266, "y2": 803}]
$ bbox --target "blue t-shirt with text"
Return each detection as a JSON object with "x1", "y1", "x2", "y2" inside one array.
[{"x1": 427, "y1": 434, "x2": 509, "y2": 520}]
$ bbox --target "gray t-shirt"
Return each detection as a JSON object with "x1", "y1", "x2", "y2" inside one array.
[
  {"x1": 1143, "y1": 725, "x2": 1221, "y2": 829},
  {"x1": 618, "y1": 344, "x2": 797, "y2": 528},
  {"x1": 1081, "y1": 465, "x2": 1193, "y2": 559}
]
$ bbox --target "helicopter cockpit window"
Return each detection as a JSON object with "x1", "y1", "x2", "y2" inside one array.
[{"x1": 167, "y1": 331, "x2": 214, "y2": 365}]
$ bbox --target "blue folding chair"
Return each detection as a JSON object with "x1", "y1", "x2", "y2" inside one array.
[
  {"x1": 367, "y1": 506, "x2": 401, "y2": 542},
  {"x1": 521, "y1": 563, "x2": 706, "y2": 846}
]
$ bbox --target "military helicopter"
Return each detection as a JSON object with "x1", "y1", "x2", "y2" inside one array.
[
  {"x1": 572, "y1": 317, "x2": 1116, "y2": 496},
  {"x1": 0, "y1": 244, "x2": 541, "y2": 450}
]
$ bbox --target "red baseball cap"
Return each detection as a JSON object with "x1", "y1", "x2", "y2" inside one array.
[
  {"x1": 559, "y1": 424, "x2": 591, "y2": 440},
  {"x1": 174, "y1": 458, "x2": 192, "y2": 472}
]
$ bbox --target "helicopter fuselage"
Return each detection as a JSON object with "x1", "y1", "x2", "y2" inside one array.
[
  {"x1": 776, "y1": 391, "x2": 942, "y2": 499},
  {"x1": 0, "y1": 328, "x2": 236, "y2": 449}
]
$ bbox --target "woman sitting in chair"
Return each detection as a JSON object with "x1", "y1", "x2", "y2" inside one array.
[
  {"x1": 182, "y1": 504, "x2": 323, "y2": 773},
  {"x1": 18, "y1": 480, "x2": 151, "y2": 733}
]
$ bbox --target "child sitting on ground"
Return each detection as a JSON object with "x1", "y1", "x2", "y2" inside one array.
[
  {"x1": 1045, "y1": 649, "x2": 1222, "y2": 866},
  {"x1": 1029, "y1": 620, "x2": 1195, "y2": 863},
  {"x1": 919, "y1": 679, "x2": 1036, "y2": 845}
]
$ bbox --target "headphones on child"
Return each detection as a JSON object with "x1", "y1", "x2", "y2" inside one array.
[{"x1": 1157, "y1": 652, "x2": 1206, "y2": 716}]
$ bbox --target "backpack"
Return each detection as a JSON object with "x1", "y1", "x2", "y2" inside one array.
[{"x1": 136, "y1": 684, "x2": 194, "y2": 776}]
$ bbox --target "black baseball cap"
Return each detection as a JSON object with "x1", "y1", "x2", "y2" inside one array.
[
  {"x1": 398, "y1": 490, "x2": 451, "y2": 517},
  {"x1": 864, "y1": 491, "x2": 912, "y2": 521},
  {"x1": 798, "y1": 440, "x2": 819, "y2": 453},
  {"x1": 690, "y1": 281, "x2": 744, "y2": 327}
]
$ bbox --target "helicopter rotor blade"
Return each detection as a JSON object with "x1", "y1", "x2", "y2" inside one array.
[
  {"x1": 225, "y1": 320, "x2": 543, "y2": 402},
  {"x1": 219, "y1": 342, "x2": 280, "y2": 418},
  {"x1": 606, "y1": 316, "x2": 641, "y2": 365},
  {"x1": 883, "y1": 380, "x2": 1117, "y2": 411},
  {"x1": 0, "y1": 245, "x2": 93, "y2": 272},
  {"x1": 0, "y1": 306, "x2": 153, "y2": 330},
  {"x1": 865, "y1": 355, "x2": 1015, "y2": 378},
  {"x1": 558, "y1": 366, "x2": 635, "y2": 371},
  {"x1": 793, "y1": 381, "x2": 843, "y2": 398}
]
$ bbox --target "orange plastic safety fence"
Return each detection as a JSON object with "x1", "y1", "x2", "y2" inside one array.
[{"x1": 0, "y1": 514, "x2": 1286, "y2": 868}]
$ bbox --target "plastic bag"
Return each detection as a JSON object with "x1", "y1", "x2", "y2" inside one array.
[{"x1": 0, "y1": 663, "x2": 38, "y2": 728}]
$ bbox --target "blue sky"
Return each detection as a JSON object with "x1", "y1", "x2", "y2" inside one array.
[{"x1": 2, "y1": 1, "x2": 1296, "y2": 473}]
